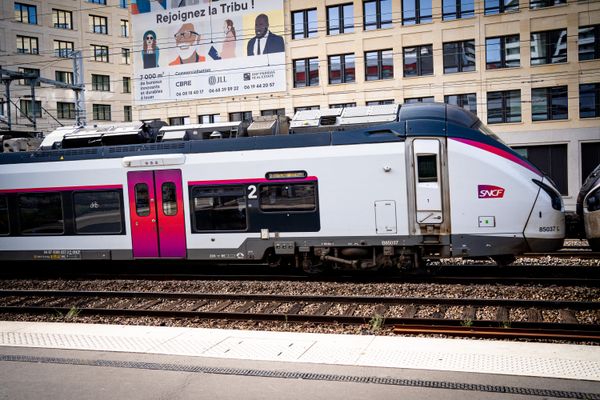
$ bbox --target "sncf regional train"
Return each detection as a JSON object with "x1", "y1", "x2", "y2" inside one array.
[
  {"x1": 577, "y1": 164, "x2": 600, "y2": 251},
  {"x1": 0, "y1": 103, "x2": 565, "y2": 271}
]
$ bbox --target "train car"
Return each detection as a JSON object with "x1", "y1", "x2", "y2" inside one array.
[
  {"x1": 577, "y1": 164, "x2": 600, "y2": 251},
  {"x1": 0, "y1": 103, "x2": 565, "y2": 271}
]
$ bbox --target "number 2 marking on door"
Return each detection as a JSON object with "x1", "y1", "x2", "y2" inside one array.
[{"x1": 247, "y1": 185, "x2": 257, "y2": 199}]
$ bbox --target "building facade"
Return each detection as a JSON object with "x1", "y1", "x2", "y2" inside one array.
[
  {"x1": 1, "y1": 0, "x2": 599, "y2": 211},
  {"x1": 0, "y1": 0, "x2": 134, "y2": 131}
]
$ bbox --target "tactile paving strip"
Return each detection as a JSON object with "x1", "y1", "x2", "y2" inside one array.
[{"x1": 1, "y1": 354, "x2": 599, "y2": 400}]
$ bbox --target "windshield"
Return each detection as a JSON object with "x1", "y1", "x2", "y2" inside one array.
[{"x1": 475, "y1": 121, "x2": 507, "y2": 146}]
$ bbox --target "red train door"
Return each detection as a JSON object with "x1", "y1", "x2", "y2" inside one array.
[{"x1": 127, "y1": 170, "x2": 187, "y2": 258}]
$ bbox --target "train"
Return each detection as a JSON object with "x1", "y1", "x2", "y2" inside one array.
[
  {"x1": 0, "y1": 103, "x2": 566, "y2": 271},
  {"x1": 577, "y1": 163, "x2": 600, "y2": 251}
]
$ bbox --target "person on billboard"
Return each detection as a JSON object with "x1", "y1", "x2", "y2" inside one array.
[
  {"x1": 247, "y1": 14, "x2": 284, "y2": 56},
  {"x1": 142, "y1": 30, "x2": 159, "y2": 69},
  {"x1": 169, "y1": 23, "x2": 206, "y2": 65},
  {"x1": 220, "y1": 19, "x2": 237, "y2": 59}
]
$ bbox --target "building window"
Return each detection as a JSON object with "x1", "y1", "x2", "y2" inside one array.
[
  {"x1": 89, "y1": 15, "x2": 108, "y2": 34},
  {"x1": 199, "y1": 114, "x2": 220, "y2": 123},
  {"x1": 15, "y1": 3, "x2": 37, "y2": 24},
  {"x1": 19, "y1": 99, "x2": 41, "y2": 118},
  {"x1": 328, "y1": 54, "x2": 356, "y2": 84},
  {"x1": 120, "y1": 0, "x2": 128, "y2": 8},
  {"x1": 532, "y1": 86, "x2": 568, "y2": 121},
  {"x1": 294, "y1": 106, "x2": 320, "y2": 113},
  {"x1": 530, "y1": 29, "x2": 567, "y2": 65},
  {"x1": 124, "y1": 105, "x2": 132, "y2": 122},
  {"x1": 292, "y1": 9, "x2": 317, "y2": 39},
  {"x1": 16, "y1": 35, "x2": 38, "y2": 54},
  {"x1": 330, "y1": 102, "x2": 356, "y2": 108},
  {"x1": 487, "y1": 90, "x2": 521, "y2": 123},
  {"x1": 169, "y1": 116, "x2": 189, "y2": 125},
  {"x1": 484, "y1": 0, "x2": 518, "y2": 14},
  {"x1": 57, "y1": 102, "x2": 76, "y2": 119},
  {"x1": 366, "y1": 99, "x2": 394, "y2": 105},
  {"x1": 120, "y1": 19, "x2": 129, "y2": 37},
  {"x1": 293, "y1": 58, "x2": 319, "y2": 88},
  {"x1": 88, "y1": 0, "x2": 107, "y2": 5},
  {"x1": 92, "y1": 74, "x2": 110, "y2": 91},
  {"x1": 580, "y1": 83, "x2": 600, "y2": 118},
  {"x1": 579, "y1": 25, "x2": 600, "y2": 61},
  {"x1": 443, "y1": 40, "x2": 476, "y2": 73},
  {"x1": 121, "y1": 48, "x2": 131, "y2": 64},
  {"x1": 405, "y1": 96, "x2": 435, "y2": 103},
  {"x1": 442, "y1": 0, "x2": 474, "y2": 20},
  {"x1": 530, "y1": 0, "x2": 565, "y2": 8},
  {"x1": 93, "y1": 104, "x2": 111, "y2": 120},
  {"x1": 261, "y1": 109, "x2": 286, "y2": 117},
  {"x1": 403, "y1": 45, "x2": 433, "y2": 77},
  {"x1": 55, "y1": 71, "x2": 73, "y2": 84},
  {"x1": 91, "y1": 44, "x2": 109, "y2": 62},
  {"x1": 402, "y1": 0, "x2": 432, "y2": 25},
  {"x1": 54, "y1": 40, "x2": 74, "y2": 58},
  {"x1": 122, "y1": 77, "x2": 131, "y2": 93},
  {"x1": 18, "y1": 67, "x2": 40, "y2": 86},
  {"x1": 364, "y1": 0, "x2": 392, "y2": 31},
  {"x1": 52, "y1": 9, "x2": 72, "y2": 29},
  {"x1": 486, "y1": 35, "x2": 520, "y2": 69},
  {"x1": 365, "y1": 49, "x2": 394, "y2": 81},
  {"x1": 229, "y1": 111, "x2": 252, "y2": 122},
  {"x1": 327, "y1": 3, "x2": 354, "y2": 35},
  {"x1": 513, "y1": 145, "x2": 568, "y2": 195},
  {"x1": 445, "y1": 93, "x2": 477, "y2": 114}
]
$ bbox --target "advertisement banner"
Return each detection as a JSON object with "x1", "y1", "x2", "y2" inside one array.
[{"x1": 131, "y1": 0, "x2": 286, "y2": 105}]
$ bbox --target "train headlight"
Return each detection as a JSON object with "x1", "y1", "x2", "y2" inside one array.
[
  {"x1": 587, "y1": 187, "x2": 600, "y2": 212},
  {"x1": 532, "y1": 179, "x2": 562, "y2": 211}
]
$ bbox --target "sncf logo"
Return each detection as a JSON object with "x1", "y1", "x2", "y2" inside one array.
[{"x1": 478, "y1": 185, "x2": 505, "y2": 199}]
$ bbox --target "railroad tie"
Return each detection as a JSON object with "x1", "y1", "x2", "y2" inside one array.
[
  {"x1": 287, "y1": 303, "x2": 305, "y2": 315},
  {"x1": 209, "y1": 300, "x2": 233, "y2": 312},
  {"x1": 402, "y1": 305, "x2": 417, "y2": 319},
  {"x1": 558, "y1": 309, "x2": 578, "y2": 324},
  {"x1": 314, "y1": 302, "x2": 333, "y2": 316},
  {"x1": 462, "y1": 306, "x2": 476, "y2": 321},
  {"x1": 495, "y1": 307, "x2": 509, "y2": 323},
  {"x1": 235, "y1": 301, "x2": 256, "y2": 313},
  {"x1": 525, "y1": 308, "x2": 542, "y2": 323},
  {"x1": 260, "y1": 302, "x2": 282, "y2": 314}
]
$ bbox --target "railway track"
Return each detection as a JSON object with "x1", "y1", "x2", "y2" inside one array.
[{"x1": 1, "y1": 289, "x2": 599, "y2": 342}]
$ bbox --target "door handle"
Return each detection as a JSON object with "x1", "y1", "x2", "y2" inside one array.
[{"x1": 152, "y1": 219, "x2": 156, "y2": 223}]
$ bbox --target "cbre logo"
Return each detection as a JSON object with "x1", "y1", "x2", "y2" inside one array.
[{"x1": 478, "y1": 185, "x2": 505, "y2": 199}]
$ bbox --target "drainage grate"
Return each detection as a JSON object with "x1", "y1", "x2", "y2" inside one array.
[{"x1": 1, "y1": 354, "x2": 598, "y2": 399}]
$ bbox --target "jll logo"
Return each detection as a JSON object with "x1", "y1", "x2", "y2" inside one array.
[{"x1": 478, "y1": 185, "x2": 505, "y2": 199}]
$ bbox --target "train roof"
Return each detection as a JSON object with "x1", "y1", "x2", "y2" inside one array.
[{"x1": 0, "y1": 103, "x2": 494, "y2": 165}]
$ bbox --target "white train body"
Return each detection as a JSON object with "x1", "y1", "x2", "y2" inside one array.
[{"x1": 0, "y1": 104, "x2": 565, "y2": 269}]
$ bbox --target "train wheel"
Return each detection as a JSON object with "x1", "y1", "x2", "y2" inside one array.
[{"x1": 491, "y1": 255, "x2": 516, "y2": 267}]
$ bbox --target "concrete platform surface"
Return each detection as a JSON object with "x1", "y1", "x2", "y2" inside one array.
[{"x1": 0, "y1": 321, "x2": 599, "y2": 382}]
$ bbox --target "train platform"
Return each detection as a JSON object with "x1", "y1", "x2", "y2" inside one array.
[{"x1": 0, "y1": 321, "x2": 599, "y2": 399}]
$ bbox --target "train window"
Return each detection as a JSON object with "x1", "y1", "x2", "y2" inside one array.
[
  {"x1": 417, "y1": 154, "x2": 438, "y2": 182},
  {"x1": 73, "y1": 191, "x2": 123, "y2": 234},
  {"x1": 135, "y1": 183, "x2": 150, "y2": 217},
  {"x1": 162, "y1": 182, "x2": 177, "y2": 216},
  {"x1": 0, "y1": 196, "x2": 8, "y2": 235},
  {"x1": 191, "y1": 186, "x2": 247, "y2": 231},
  {"x1": 18, "y1": 192, "x2": 64, "y2": 235},
  {"x1": 259, "y1": 183, "x2": 316, "y2": 212}
]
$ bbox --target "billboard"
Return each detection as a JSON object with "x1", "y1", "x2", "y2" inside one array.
[{"x1": 131, "y1": 0, "x2": 286, "y2": 105}]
